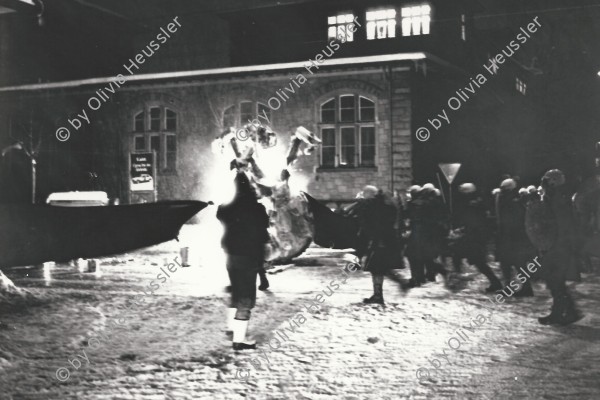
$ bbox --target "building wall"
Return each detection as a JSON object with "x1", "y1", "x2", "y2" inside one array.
[{"x1": 0, "y1": 64, "x2": 414, "y2": 204}]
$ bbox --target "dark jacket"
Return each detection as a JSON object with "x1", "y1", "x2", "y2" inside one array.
[
  {"x1": 405, "y1": 191, "x2": 448, "y2": 259},
  {"x1": 453, "y1": 193, "x2": 490, "y2": 254},
  {"x1": 217, "y1": 174, "x2": 270, "y2": 259},
  {"x1": 496, "y1": 189, "x2": 534, "y2": 263},
  {"x1": 356, "y1": 194, "x2": 398, "y2": 272}
]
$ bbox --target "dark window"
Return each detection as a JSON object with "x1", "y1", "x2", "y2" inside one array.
[
  {"x1": 134, "y1": 112, "x2": 145, "y2": 132},
  {"x1": 340, "y1": 127, "x2": 356, "y2": 166},
  {"x1": 166, "y1": 134, "x2": 177, "y2": 171},
  {"x1": 360, "y1": 126, "x2": 376, "y2": 166},
  {"x1": 321, "y1": 128, "x2": 336, "y2": 167},
  {"x1": 321, "y1": 98, "x2": 336, "y2": 123},
  {"x1": 134, "y1": 136, "x2": 146, "y2": 151},
  {"x1": 359, "y1": 97, "x2": 375, "y2": 121},
  {"x1": 132, "y1": 107, "x2": 178, "y2": 174},
  {"x1": 340, "y1": 95, "x2": 355, "y2": 122},
  {"x1": 149, "y1": 107, "x2": 161, "y2": 131},
  {"x1": 318, "y1": 94, "x2": 376, "y2": 168},
  {"x1": 166, "y1": 109, "x2": 177, "y2": 130},
  {"x1": 150, "y1": 135, "x2": 161, "y2": 169}
]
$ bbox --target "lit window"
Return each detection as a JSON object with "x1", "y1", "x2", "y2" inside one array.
[
  {"x1": 401, "y1": 4, "x2": 431, "y2": 36},
  {"x1": 240, "y1": 101, "x2": 254, "y2": 125},
  {"x1": 257, "y1": 103, "x2": 272, "y2": 126},
  {"x1": 318, "y1": 94, "x2": 377, "y2": 168},
  {"x1": 222, "y1": 101, "x2": 274, "y2": 129},
  {"x1": 516, "y1": 77, "x2": 527, "y2": 95},
  {"x1": 328, "y1": 13, "x2": 355, "y2": 42},
  {"x1": 366, "y1": 9, "x2": 396, "y2": 40},
  {"x1": 223, "y1": 105, "x2": 236, "y2": 129}
]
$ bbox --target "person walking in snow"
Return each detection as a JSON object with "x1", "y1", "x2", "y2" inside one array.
[
  {"x1": 217, "y1": 172, "x2": 270, "y2": 350},
  {"x1": 355, "y1": 187, "x2": 398, "y2": 304}
]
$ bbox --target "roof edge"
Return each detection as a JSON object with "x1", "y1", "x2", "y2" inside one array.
[{"x1": 0, "y1": 52, "x2": 428, "y2": 93}]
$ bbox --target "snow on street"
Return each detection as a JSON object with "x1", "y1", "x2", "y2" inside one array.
[{"x1": 1, "y1": 224, "x2": 599, "y2": 400}]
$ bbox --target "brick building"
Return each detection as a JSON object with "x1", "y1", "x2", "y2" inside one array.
[{"x1": 0, "y1": 0, "x2": 598, "y2": 204}]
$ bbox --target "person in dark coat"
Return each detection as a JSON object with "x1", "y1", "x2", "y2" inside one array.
[
  {"x1": 422, "y1": 184, "x2": 449, "y2": 282},
  {"x1": 405, "y1": 185, "x2": 448, "y2": 288},
  {"x1": 452, "y1": 183, "x2": 502, "y2": 292},
  {"x1": 356, "y1": 187, "x2": 398, "y2": 304},
  {"x1": 217, "y1": 172, "x2": 270, "y2": 350},
  {"x1": 495, "y1": 178, "x2": 535, "y2": 296},
  {"x1": 534, "y1": 169, "x2": 582, "y2": 325}
]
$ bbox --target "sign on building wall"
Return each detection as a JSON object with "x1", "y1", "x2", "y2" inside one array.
[
  {"x1": 129, "y1": 152, "x2": 157, "y2": 203},
  {"x1": 130, "y1": 153, "x2": 156, "y2": 193}
]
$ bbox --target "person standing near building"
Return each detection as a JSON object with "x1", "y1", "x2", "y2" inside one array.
[
  {"x1": 528, "y1": 169, "x2": 581, "y2": 325},
  {"x1": 217, "y1": 172, "x2": 270, "y2": 350},
  {"x1": 452, "y1": 183, "x2": 503, "y2": 292},
  {"x1": 495, "y1": 178, "x2": 535, "y2": 296},
  {"x1": 355, "y1": 187, "x2": 398, "y2": 304}
]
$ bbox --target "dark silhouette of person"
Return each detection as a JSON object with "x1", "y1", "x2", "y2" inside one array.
[
  {"x1": 217, "y1": 172, "x2": 270, "y2": 350},
  {"x1": 495, "y1": 178, "x2": 535, "y2": 296},
  {"x1": 535, "y1": 169, "x2": 582, "y2": 325},
  {"x1": 452, "y1": 183, "x2": 502, "y2": 292},
  {"x1": 355, "y1": 187, "x2": 398, "y2": 304}
]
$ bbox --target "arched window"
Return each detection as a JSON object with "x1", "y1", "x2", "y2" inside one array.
[
  {"x1": 318, "y1": 94, "x2": 376, "y2": 168},
  {"x1": 134, "y1": 111, "x2": 145, "y2": 132},
  {"x1": 132, "y1": 106, "x2": 178, "y2": 173}
]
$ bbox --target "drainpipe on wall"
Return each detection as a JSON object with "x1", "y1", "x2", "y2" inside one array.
[{"x1": 386, "y1": 65, "x2": 394, "y2": 194}]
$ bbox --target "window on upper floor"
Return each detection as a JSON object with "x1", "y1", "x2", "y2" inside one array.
[
  {"x1": 328, "y1": 13, "x2": 355, "y2": 42},
  {"x1": 318, "y1": 95, "x2": 376, "y2": 168},
  {"x1": 401, "y1": 4, "x2": 431, "y2": 36},
  {"x1": 516, "y1": 77, "x2": 527, "y2": 95},
  {"x1": 132, "y1": 106, "x2": 178, "y2": 173},
  {"x1": 366, "y1": 9, "x2": 397, "y2": 40}
]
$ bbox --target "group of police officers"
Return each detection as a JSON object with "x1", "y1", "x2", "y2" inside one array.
[{"x1": 352, "y1": 169, "x2": 582, "y2": 326}]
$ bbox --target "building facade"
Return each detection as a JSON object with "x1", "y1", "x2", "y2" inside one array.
[{"x1": 1, "y1": 0, "x2": 598, "y2": 205}]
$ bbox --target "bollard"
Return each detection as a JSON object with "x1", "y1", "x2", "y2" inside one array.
[
  {"x1": 180, "y1": 246, "x2": 191, "y2": 267},
  {"x1": 87, "y1": 259, "x2": 97, "y2": 273}
]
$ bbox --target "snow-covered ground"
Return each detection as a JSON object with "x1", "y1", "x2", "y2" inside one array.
[{"x1": 1, "y1": 224, "x2": 599, "y2": 400}]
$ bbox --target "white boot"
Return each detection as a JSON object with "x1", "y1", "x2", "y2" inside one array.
[
  {"x1": 226, "y1": 308, "x2": 236, "y2": 332},
  {"x1": 232, "y1": 319, "x2": 256, "y2": 350}
]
